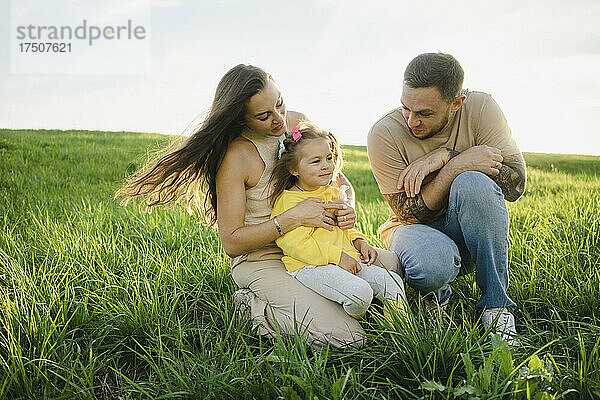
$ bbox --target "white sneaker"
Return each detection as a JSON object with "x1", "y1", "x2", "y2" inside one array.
[{"x1": 481, "y1": 308, "x2": 519, "y2": 346}]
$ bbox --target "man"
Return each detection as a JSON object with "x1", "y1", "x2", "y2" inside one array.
[{"x1": 367, "y1": 52, "x2": 526, "y2": 344}]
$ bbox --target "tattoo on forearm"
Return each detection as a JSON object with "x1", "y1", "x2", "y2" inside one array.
[
  {"x1": 491, "y1": 154, "x2": 527, "y2": 202},
  {"x1": 383, "y1": 192, "x2": 440, "y2": 224}
]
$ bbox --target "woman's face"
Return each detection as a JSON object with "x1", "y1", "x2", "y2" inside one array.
[{"x1": 244, "y1": 80, "x2": 287, "y2": 137}]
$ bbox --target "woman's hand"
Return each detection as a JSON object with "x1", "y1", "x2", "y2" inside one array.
[
  {"x1": 339, "y1": 251, "x2": 361, "y2": 274},
  {"x1": 282, "y1": 198, "x2": 346, "y2": 231},
  {"x1": 328, "y1": 199, "x2": 356, "y2": 230},
  {"x1": 354, "y1": 239, "x2": 377, "y2": 266}
]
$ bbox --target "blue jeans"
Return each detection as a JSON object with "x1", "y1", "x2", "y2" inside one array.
[{"x1": 389, "y1": 171, "x2": 516, "y2": 311}]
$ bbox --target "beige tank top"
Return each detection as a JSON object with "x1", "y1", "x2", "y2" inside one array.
[{"x1": 230, "y1": 129, "x2": 283, "y2": 268}]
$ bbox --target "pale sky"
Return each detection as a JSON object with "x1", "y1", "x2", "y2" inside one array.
[{"x1": 1, "y1": 0, "x2": 599, "y2": 155}]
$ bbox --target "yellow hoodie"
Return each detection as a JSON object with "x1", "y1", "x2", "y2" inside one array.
[{"x1": 271, "y1": 185, "x2": 367, "y2": 272}]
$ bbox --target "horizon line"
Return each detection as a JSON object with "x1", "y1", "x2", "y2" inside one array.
[{"x1": 1, "y1": 126, "x2": 599, "y2": 157}]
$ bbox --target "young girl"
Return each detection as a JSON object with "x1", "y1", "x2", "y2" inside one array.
[{"x1": 270, "y1": 121, "x2": 407, "y2": 319}]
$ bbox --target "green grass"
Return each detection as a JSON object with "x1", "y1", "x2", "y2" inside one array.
[{"x1": 1, "y1": 128, "x2": 599, "y2": 399}]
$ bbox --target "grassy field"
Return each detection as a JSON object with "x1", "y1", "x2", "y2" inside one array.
[{"x1": 1, "y1": 128, "x2": 599, "y2": 399}]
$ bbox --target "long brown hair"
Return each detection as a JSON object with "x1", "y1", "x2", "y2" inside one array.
[
  {"x1": 115, "y1": 64, "x2": 271, "y2": 224},
  {"x1": 270, "y1": 121, "x2": 343, "y2": 206}
]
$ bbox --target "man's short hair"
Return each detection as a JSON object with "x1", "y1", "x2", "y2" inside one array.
[{"x1": 404, "y1": 52, "x2": 464, "y2": 102}]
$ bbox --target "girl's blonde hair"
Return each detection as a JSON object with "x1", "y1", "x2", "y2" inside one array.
[{"x1": 270, "y1": 121, "x2": 343, "y2": 206}]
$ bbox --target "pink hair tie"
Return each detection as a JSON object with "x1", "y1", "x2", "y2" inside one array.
[{"x1": 292, "y1": 125, "x2": 302, "y2": 142}]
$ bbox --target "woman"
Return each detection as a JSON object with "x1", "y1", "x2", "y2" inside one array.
[{"x1": 117, "y1": 64, "x2": 398, "y2": 348}]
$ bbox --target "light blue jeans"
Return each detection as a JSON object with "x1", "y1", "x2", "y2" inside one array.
[{"x1": 389, "y1": 171, "x2": 516, "y2": 311}]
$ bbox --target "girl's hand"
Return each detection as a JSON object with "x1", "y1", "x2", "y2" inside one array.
[
  {"x1": 328, "y1": 199, "x2": 356, "y2": 230},
  {"x1": 339, "y1": 251, "x2": 361, "y2": 274},
  {"x1": 284, "y1": 198, "x2": 346, "y2": 231},
  {"x1": 354, "y1": 239, "x2": 378, "y2": 266}
]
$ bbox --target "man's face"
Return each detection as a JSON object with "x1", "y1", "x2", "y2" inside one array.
[{"x1": 400, "y1": 85, "x2": 453, "y2": 140}]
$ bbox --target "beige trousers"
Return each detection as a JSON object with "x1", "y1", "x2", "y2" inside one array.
[{"x1": 231, "y1": 245, "x2": 401, "y2": 349}]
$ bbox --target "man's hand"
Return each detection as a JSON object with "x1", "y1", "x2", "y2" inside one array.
[
  {"x1": 385, "y1": 146, "x2": 503, "y2": 226},
  {"x1": 353, "y1": 238, "x2": 377, "y2": 266},
  {"x1": 398, "y1": 148, "x2": 451, "y2": 197},
  {"x1": 449, "y1": 145, "x2": 504, "y2": 176},
  {"x1": 339, "y1": 251, "x2": 361, "y2": 274},
  {"x1": 447, "y1": 146, "x2": 526, "y2": 201}
]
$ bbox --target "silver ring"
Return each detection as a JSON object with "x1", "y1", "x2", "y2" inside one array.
[
  {"x1": 343, "y1": 215, "x2": 346, "y2": 222},
  {"x1": 497, "y1": 162, "x2": 501, "y2": 168}
]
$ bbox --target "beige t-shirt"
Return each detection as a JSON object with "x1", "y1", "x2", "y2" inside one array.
[{"x1": 367, "y1": 90, "x2": 522, "y2": 247}]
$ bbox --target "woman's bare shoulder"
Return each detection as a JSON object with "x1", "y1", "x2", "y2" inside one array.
[
  {"x1": 220, "y1": 135, "x2": 263, "y2": 184},
  {"x1": 226, "y1": 135, "x2": 259, "y2": 161},
  {"x1": 286, "y1": 110, "x2": 308, "y2": 127}
]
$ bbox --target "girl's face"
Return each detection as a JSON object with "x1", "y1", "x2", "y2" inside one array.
[
  {"x1": 291, "y1": 138, "x2": 334, "y2": 191},
  {"x1": 244, "y1": 80, "x2": 287, "y2": 137}
]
